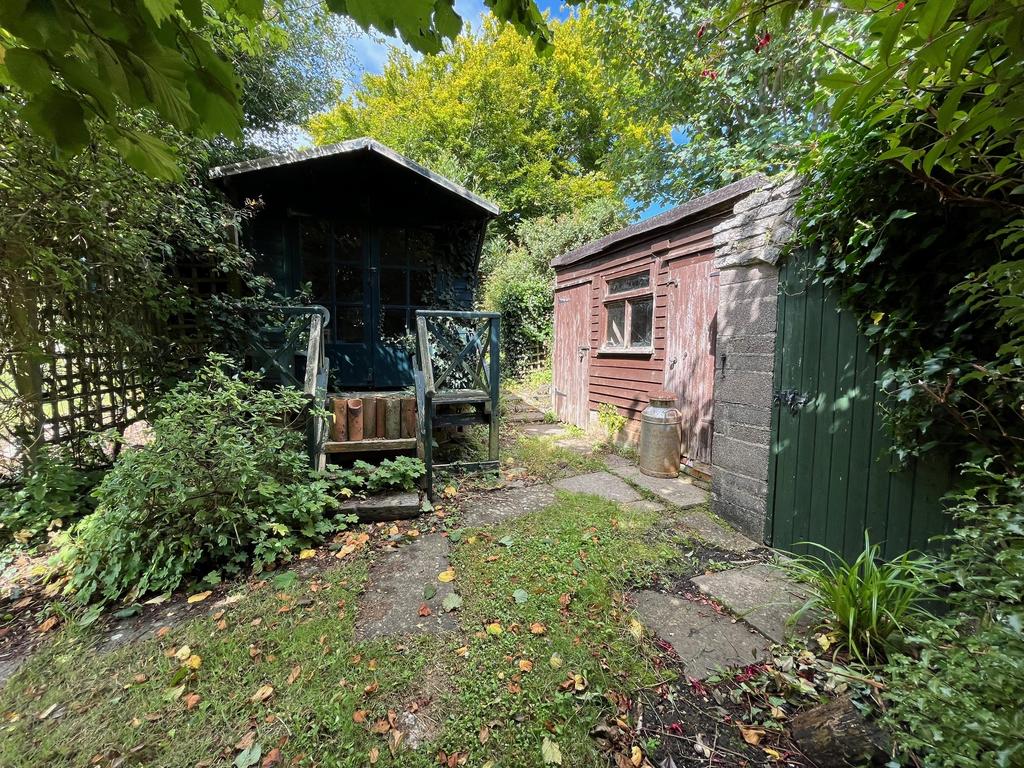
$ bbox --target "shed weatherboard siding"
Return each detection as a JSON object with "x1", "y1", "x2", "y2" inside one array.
[{"x1": 553, "y1": 209, "x2": 731, "y2": 438}]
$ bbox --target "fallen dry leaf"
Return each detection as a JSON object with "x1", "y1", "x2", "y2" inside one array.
[
  {"x1": 437, "y1": 568, "x2": 456, "y2": 583},
  {"x1": 418, "y1": 603, "x2": 432, "y2": 617},
  {"x1": 740, "y1": 725, "x2": 765, "y2": 746},
  {"x1": 518, "y1": 659, "x2": 533, "y2": 673},
  {"x1": 369, "y1": 747, "x2": 380, "y2": 764},
  {"x1": 251, "y1": 685, "x2": 274, "y2": 704},
  {"x1": 37, "y1": 616, "x2": 59, "y2": 634},
  {"x1": 370, "y1": 719, "x2": 391, "y2": 735},
  {"x1": 353, "y1": 710, "x2": 367, "y2": 723},
  {"x1": 212, "y1": 610, "x2": 225, "y2": 621},
  {"x1": 478, "y1": 724, "x2": 490, "y2": 744},
  {"x1": 287, "y1": 665, "x2": 301, "y2": 685},
  {"x1": 133, "y1": 673, "x2": 148, "y2": 684},
  {"x1": 529, "y1": 622, "x2": 546, "y2": 635},
  {"x1": 262, "y1": 747, "x2": 282, "y2": 767},
  {"x1": 235, "y1": 730, "x2": 257, "y2": 750},
  {"x1": 184, "y1": 693, "x2": 201, "y2": 710},
  {"x1": 454, "y1": 645, "x2": 469, "y2": 657},
  {"x1": 299, "y1": 549, "x2": 316, "y2": 560},
  {"x1": 187, "y1": 591, "x2": 212, "y2": 604},
  {"x1": 185, "y1": 654, "x2": 203, "y2": 670},
  {"x1": 174, "y1": 646, "x2": 192, "y2": 662},
  {"x1": 155, "y1": 626, "x2": 171, "y2": 639},
  {"x1": 364, "y1": 681, "x2": 379, "y2": 695},
  {"x1": 12, "y1": 597, "x2": 32, "y2": 610},
  {"x1": 216, "y1": 618, "x2": 228, "y2": 631}
]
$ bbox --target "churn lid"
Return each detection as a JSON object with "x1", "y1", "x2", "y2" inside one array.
[{"x1": 649, "y1": 389, "x2": 677, "y2": 406}]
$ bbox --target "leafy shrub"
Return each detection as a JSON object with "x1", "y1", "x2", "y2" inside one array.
[
  {"x1": 339, "y1": 457, "x2": 426, "y2": 494},
  {"x1": 0, "y1": 447, "x2": 103, "y2": 547},
  {"x1": 596, "y1": 402, "x2": 627, "y2": 444},
  {"x1": 786, "y1": 535, "x2": 935, "y2": 664},
  {"x1": 883, "y1": 465, "x2": 1024, "y2": 767},
  {"x1": 62, "y1": 356, "x2": 354, "y2": 606}
]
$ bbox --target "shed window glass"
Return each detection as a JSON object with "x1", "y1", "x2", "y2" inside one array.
[
  {"x1": 608, "y1": 272, "x2": 650, "y2": 294},
  {"x1": 606, "y1": 302, "x2": 626, "y2": 347},
  {"x1": 602, "y1": 269, "x2": 653, "y2": 352}
]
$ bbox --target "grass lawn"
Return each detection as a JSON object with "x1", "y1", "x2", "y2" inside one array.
[{"x1": 0, "y1": 491, "x2": 674, "y2": 767}]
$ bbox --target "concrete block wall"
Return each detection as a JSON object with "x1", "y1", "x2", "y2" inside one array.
[{"x1": 710, "y1": 176, "x2": 800, "y2": 541}]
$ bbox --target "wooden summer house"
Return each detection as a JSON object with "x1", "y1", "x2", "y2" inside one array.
[
  {"x1": 550, "y1": 177, "x2": 765, "y2": 477},
  {"x1": 210, "y1": 139, "x2": 501, "y2": 462},
  {"x1": 210, "y1": 138, "x2": 498, "y2": 391}
]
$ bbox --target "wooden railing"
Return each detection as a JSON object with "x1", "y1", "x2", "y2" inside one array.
[
  {"x1": 414, "y1": 310, "x2": 500, "y2": 495},
  {"x1": 244, "y1": 305, "x2": 330, "y2": 469}
]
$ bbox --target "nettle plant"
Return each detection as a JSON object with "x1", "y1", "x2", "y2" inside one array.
[{"x1": 63, "y1": 355, "x2": 355, "y2": 606}]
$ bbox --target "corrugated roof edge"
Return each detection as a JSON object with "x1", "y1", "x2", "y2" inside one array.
[
  {"x1": 207, "y1": 137, "x2": 500, "y2": 217},
  {"x1": 551, "y1": 173, "x2": 767, "y2": 269}
]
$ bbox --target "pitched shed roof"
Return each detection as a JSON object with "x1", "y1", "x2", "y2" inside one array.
[
  {"x1": 551, "y1": 174, "x2": 766, "y2": 269},
  {"x1": 209, "y1": 137, "x2": 499, "y2": 217}
]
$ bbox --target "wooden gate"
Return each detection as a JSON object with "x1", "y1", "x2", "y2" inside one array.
[
  {"x1": 553, "y1": 282, "x2": 591, "y2": 428},
  {"x1": 663, "y1": 255, "x2": 718, "y2": 465},
  {"x1": 769, "y1": 257, "x2": 952, "y2": 561}
]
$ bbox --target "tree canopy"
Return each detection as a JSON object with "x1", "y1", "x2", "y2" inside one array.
[
  {"x1": 308, "y1": 11, "x2": 669, "y2": 232},
  {"x1": 0, "y1": 0, "x2": 559, "y2": 179}
]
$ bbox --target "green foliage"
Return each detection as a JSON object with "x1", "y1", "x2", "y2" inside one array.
[
  {"x1": 505, "y1": 435, "x2": 605, "y2": 482},
  {"x1": 308, "y1": 12, "x2": 665, "y2": 233},
  {"x1": 341, "y1": 456, "x2": 427, "y2": 494},
  {"x1": 482, "y1": 197, "x2": 627, "y2": 373},
  {"x1": 0, "y1": 447, "x2": 103, "y2": 547},
  {"x1": 881, "y1": 464, "x2": 1024, "y2": 767},
  {"x1": 62, "y1": 356, "x2": 354, "y2": 606},
  {"x1": 593, "y1": 0, "x2": 865, "y2": 201},
  {"x1": 0, "y1": 0, "x2": 556, "y2": 178},
  {"x1": 596, "y1": 403, "x2": 627, "y2": 444},
  {"x1": 786, "y1": 535, "x2": 935, "y2": 664}
]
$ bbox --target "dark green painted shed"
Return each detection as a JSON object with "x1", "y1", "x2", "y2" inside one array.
[{"x1": 210, "y1": 138, "x2": 499, "y2": 391}]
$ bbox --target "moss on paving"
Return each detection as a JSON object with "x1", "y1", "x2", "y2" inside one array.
[
  {"x1": 0, "y1": 491, "x2": 673, "y2": 767},
  {"x1": 504, "y1": 435, "x2": 605, "y2": 482}
]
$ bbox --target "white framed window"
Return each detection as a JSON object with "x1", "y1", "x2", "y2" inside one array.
[{"x1": 601, "y1": 270, "x2": 653, "y2": 352}]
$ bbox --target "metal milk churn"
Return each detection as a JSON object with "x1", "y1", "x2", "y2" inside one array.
[{"x1": 639, "y1": 391, "x2": 682, "y2": 478}]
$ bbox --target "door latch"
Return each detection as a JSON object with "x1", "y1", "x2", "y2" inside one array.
[
  {"x1": 578, "y1": 346, "x2": 589, "y2": 361},
  {"x1": 773, "y1": 389, "x2": 809, "y2": 415}
]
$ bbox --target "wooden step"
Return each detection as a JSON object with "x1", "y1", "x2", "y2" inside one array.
[{"x1": 324, "y1": 438, "x2": 416, "y2": 454}]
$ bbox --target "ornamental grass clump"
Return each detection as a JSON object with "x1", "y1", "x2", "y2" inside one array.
[
  {"x1": 62, "y1": 355, "x2": 353, "y2": 606},
  {"x1": 786, "y1": 534, "x2": 935, "y2": 665}
]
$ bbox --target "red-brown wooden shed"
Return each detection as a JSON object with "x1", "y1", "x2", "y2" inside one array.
[{"x1": 550, "y1": 176, "x2": 763, "y2": 474}]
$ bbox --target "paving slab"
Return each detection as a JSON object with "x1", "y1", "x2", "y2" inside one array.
[
  {"x1": 459, "y1": 484, "x2": 557, "y2": 526},
  {"x1": 633, "y1": 590, "x2": 771, "y2": 679},
  {"x1": 355, "y1": 533, "x2": 458, "y2": 641},
  {"x1": 620, "y1": 499, "x2": 665, "y2": 514},
  {"x1": 552, "y1": 471, "x2": 640, "y2": 503},
  {"x1": 606, "y1": 463, "x2": 708, "y2": 509},
  {"x1": 518, "y1": 423, "x2": 567, "y2": 438},
  {"x1": 677, "y1": 510, "x2": 760, "y2": 553},
  {"x1": 691, "y1": 563, "x2": 811, "y2": 643},
  {"x1": 603, "y1": 453, "x2": 634, "y2": 470}
]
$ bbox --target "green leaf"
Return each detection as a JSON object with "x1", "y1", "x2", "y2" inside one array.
[
  {"x1": 423, "y1": 584, "x2": 437, "y2": 600},
  {"x1": 441, "y1": 592, "x2": 462, "y2": 612},
  {"x1": 112, "y1": 130, "x2": 182, "y2": 181},
  {"x1": 271, "y1": 571, "x2": 297, "y2": 590},
  {"x1": 5, "y1": 47, "x2": 52, "y2": 92},
  {"x1": 20, "y1": 88, "x2": 90, "y2": 153},
  {"x1": 512, "y1": 588, "x2": 529, "y2": 604},
  {"x1": 141, "y1": 0, "x2": 178, "y2": 26},
  {"x1": 233, "y1": 743, "x2": 262, "y2": 768},
  {"x1": 918, "y1": 0, "x2": 956, "y2": 39}
]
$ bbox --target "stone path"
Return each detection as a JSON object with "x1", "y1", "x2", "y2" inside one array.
[
  {"x1": 633, "y1": 591, "x2": 772, "y2": 678},
  {"x1": 692, "y1": 563, "x2": 811, "y2": 643},
  {"x1": 354, "y1": 533, "x2": 458, "y2": 641},
  {"x1": 459, "y1": 483, "x2": 556, "y2": 527},
  {"x1": 552, "y1": 471, "x2": 641, "y2": 503},
  {"x1": 603, "y1": 454, "x2": 708, "y2": 510}
]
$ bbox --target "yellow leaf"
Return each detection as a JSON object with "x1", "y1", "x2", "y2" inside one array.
[
  {"x1": 485, "y1": 622, "x2": 503, "y2": 636},
  {"x1": 628, "y1": 618, "x2": 643, "y2": 640},
  {"x1": 630, "y1": 745, "x2": 643, "y2": 766},
  {"x1": 438, "y1": 568, "x2": 456, "y2": 583},
  {"x1": 454, "y1": 645, "x2": 469, "y2": 657},
  {"x1": 174, "y1": 645, "x2": 192, "y2": 662},
  {"x1": 443, "y1": 484, "x2": 457, "y2": 498},
  {"x1": 871, "y1": 311, "x2": 885, "y2": 325},
  {"x1": 763, "y1": 746, "x2": 783, "y2": 760},
  {"x1": 187, "y1": 591, "x2": 212, "y2": 604},
  {"x1": 299, "y1": 549, "x2": 316, "y2": 560},
  {"x1": 549, "y1": 653, "x2": 563, "y2": 669},
  {"x1": 530, "y1": 622, "x2": 546, "y2": 635},
  {"x1": 369, "y1": 746, "x2": 379, "y2": 764},
  {"x1": 185, "y1": 654, "x2": 202, "y2": 670}
]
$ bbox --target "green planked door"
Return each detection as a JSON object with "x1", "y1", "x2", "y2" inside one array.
[{"x1": 768, "y1": 257, "x2": 952, "y2": 561}]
